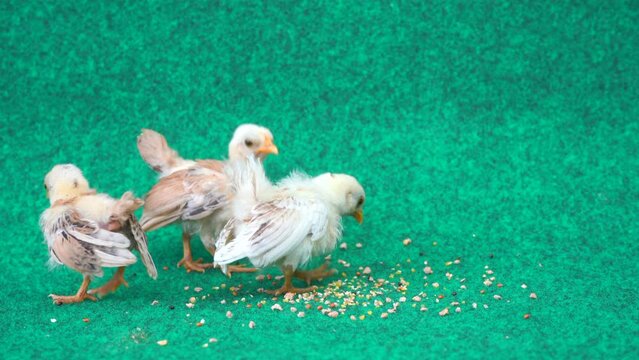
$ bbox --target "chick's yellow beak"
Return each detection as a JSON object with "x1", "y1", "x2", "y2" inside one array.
[
  {"x1": 353, "y1": 209, "x2": 364, "y2": 224},
  {"x1": 256, "y1": 137, "x2": 279, "y2": 156}
]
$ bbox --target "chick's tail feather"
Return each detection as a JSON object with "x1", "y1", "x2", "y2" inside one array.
[
  {"x1": 214, "y1": 241, "x2": 251, "y2": 275},
  {"x1": 128, "y1": 214, "x2": 158, "y2": 279},
  {"x1": 137, "y1": 129, "x2": 188, "y2": 176},
  {"x1": 214, "y1": 218, "x2": 251, "y2": 275}
]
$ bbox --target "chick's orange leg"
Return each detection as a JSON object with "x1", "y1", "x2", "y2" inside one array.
[
  {"x1": 266, "y1": 266, "x2": 318, "y2": 295},
  {"x1": 49, "y1": 276, "x2": 97, "y2": 305},
  {"x1": 88, "y1": 267, "x2": 128, "y2": 297},
  {"x1": 293, "y1": 262, "x2": 336, "y2": 285},
  {"x1": 178, "y1": 231, "x2": 214, "y2": 273},
  {"x1": 225, "y1": 264, "x2": 258, "y2": 277}
]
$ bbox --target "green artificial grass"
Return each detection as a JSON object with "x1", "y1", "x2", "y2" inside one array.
[{"x1": 1, "y1": 0, "x2": 638, "y2": 358}]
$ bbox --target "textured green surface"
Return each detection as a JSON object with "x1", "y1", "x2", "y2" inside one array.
[{"x1": 1, "y1": 0, "x2": 638, "y2": 358}]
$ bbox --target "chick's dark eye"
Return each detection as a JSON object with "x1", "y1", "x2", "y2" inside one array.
[
  {"x1": 44, "y1": 184, "x2": 47, "y2": 190},
  {"x1": 357, "y1": 197, "x2": 364, "y2": 207},
  {"x1": 244, "y1": 139, "x2": 254, "y2": 147}
]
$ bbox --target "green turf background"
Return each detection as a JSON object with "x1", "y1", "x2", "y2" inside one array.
[{"x1": 1, "y1": 0, "x2": 638, "y2": 358}]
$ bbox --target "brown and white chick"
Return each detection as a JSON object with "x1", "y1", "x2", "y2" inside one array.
[
  {"x1": 214, "y1": 158, "x2": 365, "y2": 295},
  {"x1": 137, "y1": 124, "x2": 278, "y2": 273},
  {"x1": 40, "y1": 164, "x2": 157, "y2": 305}
]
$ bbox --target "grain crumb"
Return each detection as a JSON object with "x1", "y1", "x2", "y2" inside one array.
[
  {"x1": 530, "y1": 292, "x2": 537, "y2": 299},
  {"x1": 157, "y1": 340, "x2": 168, "y2": 346},
  {"x1": 381, "y1": 312, "x2": 388, "y2": 319},
  {"x1": 271, "y1": 304, "x2": 283, "y2": 311},
  {"x1": 248, "y1": 321, "x2": 256, "y2": 329},
  {"x1": 226, "y1": 311, "x2": 233, "y2": 319},
  {"x1": 439, "y1": 308, "x2": 449, "y2": 317},
  {"x1": 403, "y1": 238, "x2": 412, "y2": 246}
]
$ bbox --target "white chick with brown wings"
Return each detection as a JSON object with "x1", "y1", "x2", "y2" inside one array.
[
  {"x1": 40, "y1": 164, "x2": 157, "y2": 305},
  {"x1": 214, "y1": 158, "x2": 365, "y2": 295},
  {"x1": 137, "y1": 124, "x2": 278, "y2": 273}
]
